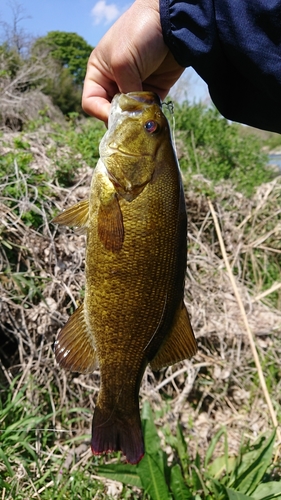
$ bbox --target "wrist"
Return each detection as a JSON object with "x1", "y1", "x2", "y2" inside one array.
[
  {"x1": 134, "y1": 0, "x2": 159, "y2": 10},
  {"x1": 132, "y1": 0, "x2": 161, "y2": 26}
]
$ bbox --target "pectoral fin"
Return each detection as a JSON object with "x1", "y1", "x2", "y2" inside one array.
[
  {"x1": 54, "y1": 303, "x2": 97, "y2": 374},
  {"x1": 150, "y1": 302, "x2": 197, "y2": 371},
  {"x1": 52, "y1": 200, "x2": 89, "y2": 228},
  {"x1": 98, "y1": 193, "x2": 124, "y2": 252}
]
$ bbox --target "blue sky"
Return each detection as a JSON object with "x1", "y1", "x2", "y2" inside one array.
[
  {"x1": 0, "y1": 0, "x2": 131, "y2": 47},
  {"x1": 0, "y1": 0, "x2": 208, "y2": 101}
]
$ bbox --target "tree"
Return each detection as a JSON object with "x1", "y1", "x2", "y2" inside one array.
[
  {"x1": 41, "y1": 65, "x2": 83, "y2": 116},
  {"x1": 32, "y1": 31, "x2": 93, "y2": 86},
  {"x1": 30, "y1": 31, "x2": 94, "y2": 115},
  {"x1": 0, "y1": 6, "x2": 85, "y2": 124}
]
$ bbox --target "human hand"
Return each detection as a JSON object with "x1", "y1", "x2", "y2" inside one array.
[{"x1": 82, "y1": 0, "x2": 184, "y2": 123}]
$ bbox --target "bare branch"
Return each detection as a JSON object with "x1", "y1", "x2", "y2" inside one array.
[
  {"x1": 0, "y1": 47, "x2": 63, "y2": 128},
  {"x1": 0, "y1": 0, "x2": 32, "y2": 54}
]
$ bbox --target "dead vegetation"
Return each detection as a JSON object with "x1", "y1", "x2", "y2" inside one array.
[
  {"x1": 0, "y1": 48, "x2": 64, "y2": 129},
  {"x1": 0, "y1": 125, "x2": 281, "y2": 481}
]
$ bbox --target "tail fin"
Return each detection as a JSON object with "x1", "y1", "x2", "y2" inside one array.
[{"x1": 91, "y1": 405, "x2": 144, "y2": 464}]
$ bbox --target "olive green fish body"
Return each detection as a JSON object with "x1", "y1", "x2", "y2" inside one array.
[{"x1": 53, "y1": 92, "x2": 197, "y2": 464}]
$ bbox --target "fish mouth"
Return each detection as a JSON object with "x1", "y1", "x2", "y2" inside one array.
[
  {"x1": 109, "y1": 92, "x2": 162, "y2": 123},
  {"x1": 119, "y1": 92, "x2": 162, "y2": 110},
  {"x1": 104, "y1": 148, "x2": 151, "y2": 159}
]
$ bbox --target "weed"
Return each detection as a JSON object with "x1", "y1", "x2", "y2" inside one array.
[
  {"x1": 65, "y1": 118, "x2": 105, "y2": 167},
  {"x1": 94, "y1": 402, "x2": 280, "y2": 499},
  {"x1": 174, "y1": 102, "x2": 275, "y2": 196}
]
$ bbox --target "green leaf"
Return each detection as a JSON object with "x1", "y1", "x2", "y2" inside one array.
[
  {"x1": 137, "y1": 452, "x2": 171, "y2": 500},
  {"x1": 176, "y1": 424, "x2": 190, "y2": 473},
  {"x1": 0, "y1": 447, "x2": 14, "y2": 476},
  {"x1": 191, "y1": 464, "x2": 209, "y2": 496},
  {"x1": 232, "y1": 432, "x2": 276, "y2": 495},
  {"x1": 252, "y1": 481, "x2": 281, "y2": 500},
  {"x1": 94, "y1": 463, "x2": 142, "y2": 488},
  {"x1": 141, "y1": 401, "x2": 161, "y2": 455},
  {"x1": 170, "y1": 464, "x2": 192, "y2": 499},
  {"x1": 208, "y1": 455, "x2": 237, "y2": 479},
  {"x1": 225, "y1": 487, "x2": 255, "y2": 499},
  {"x1": 19, "y1": 440, "x2": 40, "y2": 466},
  {"x1": 208, "y1": 477, "x2": 226, "y2": 498},
  {"x1": 205, "y1": 427, "x2": 228, "y2": 469}
]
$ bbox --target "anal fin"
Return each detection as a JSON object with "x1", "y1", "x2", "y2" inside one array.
[
  {"x1": 52, "y1": 200, "x2": 89, "y2": 228},
  {"x1": 54, "y1": 303, "x2": 97, "y2": 374},
  {"x1": 150, "y1": 302, "x2": 197, "y2": 371}
]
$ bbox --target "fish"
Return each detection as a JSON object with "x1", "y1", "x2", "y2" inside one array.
[{"x1": 52, "y1": 91, "x2": 197, "y2": 465}]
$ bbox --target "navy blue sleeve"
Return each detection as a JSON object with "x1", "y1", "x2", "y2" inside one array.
[{"x1": 160, "y1": 0, "x2": 281, "y2": 133}]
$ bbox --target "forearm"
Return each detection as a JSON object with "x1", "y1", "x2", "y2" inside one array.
[{"x1": 159, "y1": 0, "x2": 281, "y2": 133}]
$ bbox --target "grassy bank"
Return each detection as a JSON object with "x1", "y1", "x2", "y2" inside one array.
[{"x1": 1, "y1": 106, "x2": 281, "y2": 499}]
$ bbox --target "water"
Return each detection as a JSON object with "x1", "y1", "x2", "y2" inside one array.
[{"x1": 268, "y1": 153, "x2": 281, "y2": 172}]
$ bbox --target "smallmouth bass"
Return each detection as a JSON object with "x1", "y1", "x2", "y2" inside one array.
[{"x1": 52, "y1": 92, "x2": 197, "y2": 464}]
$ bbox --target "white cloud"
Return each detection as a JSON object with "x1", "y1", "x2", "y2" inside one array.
[{"x1": 91, "y1": 0, "x2": 120, "y2": 25}]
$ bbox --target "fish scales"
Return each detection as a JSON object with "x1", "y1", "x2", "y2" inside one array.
[{"x1": 53, "y1": 91, "x2": 197, "y2": 464}]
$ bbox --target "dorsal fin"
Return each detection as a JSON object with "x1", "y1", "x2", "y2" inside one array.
[
  {"x1": 150, "y1": 302, "x2": 197, "y2": 371},
  {"x1": 54, "y1": 303, "x2": 97, "y2": 374}
]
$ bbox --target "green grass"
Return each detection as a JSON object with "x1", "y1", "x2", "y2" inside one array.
[
  {"x1": 173, "y1": 102, "x2": 275, "y2": 196},
  {"x1": 1, "y1": 381, "x2": 279, "y2": 499},
  {"x1": 94, "y1": 403, "x2": 281, "y2": 500},
  {"x1": 0, "y1": 377, "x2": 114, "y2": 499}
]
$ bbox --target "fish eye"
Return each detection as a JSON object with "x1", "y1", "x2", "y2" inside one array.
[{"x1": 144, "y1": 120, "x2": 159, "y2": 134}]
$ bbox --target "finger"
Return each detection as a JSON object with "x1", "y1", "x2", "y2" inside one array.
[
  {"x1": 82, "y1": 94, "x2": 111, "y2": 123},
  {"x1": 82, "y1": 65, "x2": 143, "y2": 122},
  {"x1": 111, "y1": 51, "x2": 143, "y2": 95},
  {"x1": 82, "y1": 67, "x2": 116, "y2": 122}
]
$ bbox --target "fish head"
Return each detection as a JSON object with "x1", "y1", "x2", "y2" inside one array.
[{"x1": 99, "y1": 92, "x2": 173, "y2": 201}]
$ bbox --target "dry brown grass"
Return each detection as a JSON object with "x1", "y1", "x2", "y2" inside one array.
[{"x1": 0, "y1": 49, "x2": 64, "y2": 129}]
